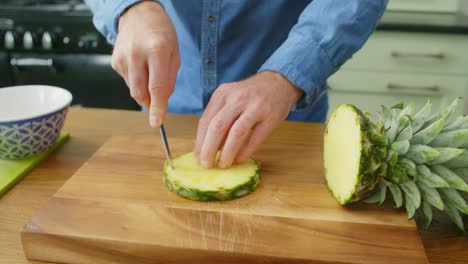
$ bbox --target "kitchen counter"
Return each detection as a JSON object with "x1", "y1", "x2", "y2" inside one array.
[{"x1": 0, "y1": 107, "x2": 467, "y2": 264}]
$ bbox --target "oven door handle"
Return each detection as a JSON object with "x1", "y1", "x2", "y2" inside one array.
[{"x1": 10, "y1": 58, "x2": 57, "y2": 71}]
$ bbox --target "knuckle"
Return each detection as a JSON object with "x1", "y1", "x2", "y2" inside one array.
[
  {"x1": 128, "y1": 46, "x2": 140, "y2": 61},
  {"x1": 130, "y1": 88, "x2": 143, "y2": 102},
  {"x1": 211, "y1": 119, "x2": 227, "y2": 132},
  {"x1": 217, "y1": 84, "x2": 230, "y2": 93},
  {"x1": 213, "y1": 84, "x2": 232, "y2": 99},
  {"x1": 131, "y1": 76, "x2": 145, "y2": 90},
  {"x1": 148, "y1": 82, "x2": 165, "y2": 93},
  {"x1": 146, "y1": 35, "x2": 171, "y2": 53},
  {"x1": 231, "y1": 124, "x2": 248, "y2": 140},
  {"x1": 250, "y1": 100, "x2": 264, "y2": 111},
  {"x1": 111, "y1": 54, "x2": 123, "y2": 71},
  {"x1": 231, "y1": 92, "x2": 247, "y2": 104},
  {"x1": 198, "y1": 117, "x2": 210, "y2": 130}
]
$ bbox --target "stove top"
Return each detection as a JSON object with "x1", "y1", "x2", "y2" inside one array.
[{"x1": 0, "y1": 0, "x2": 89, "y2": 12}]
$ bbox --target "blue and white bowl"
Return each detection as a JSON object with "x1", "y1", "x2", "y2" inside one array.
[{"x1": 0, "y1": 85, "x2": 72, "y2": 159}]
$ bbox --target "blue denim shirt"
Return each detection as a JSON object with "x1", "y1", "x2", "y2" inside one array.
[{"x1": 84, "y1": 0, "x2": 387, "y2": 122}]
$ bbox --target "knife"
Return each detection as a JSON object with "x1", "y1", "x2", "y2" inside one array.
[{"x1": 159, "y1": 124, "x2": 174, "y2": 170}]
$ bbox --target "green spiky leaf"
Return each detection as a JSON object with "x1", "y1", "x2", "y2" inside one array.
[
  {"x1": 386, "y1": 182, "x2": 403, "y2": 208},
  {"x1": 453, "y1": 168, "x2": 468, "y2": 183},
  {"x1": 442, "y1": 116, "x2": 468, "y2": 132},
  {"x1": 363, "y1": 182, "x2": 387, "y2": 205},
  {"x1": 424, "y1": 98, "x2": 461, "y2": 127},
  {"x1": 390, "y1": 166, "x2": 409, "y2": 183},
  {"x1": 396, "y1": 124, "x2": 413, "y2": 142},
  {"x1": 379, "y1": 105, "x2": 392, "y2": 122},
  {"x1": 439, "y1": 188, "x2": 468, "y2": 215},
  {"x1": 420, "y1": 200, "x2": 433, "y2": 229},
  {"x1": 430, "y1": 129, "x2": 468, "y2": 148},
  {"x1": 430, "y1": 165, "x2": 468, "y2": 192},
  {"x1": 391, "y1": 103, "x2": 404, "y2": 110},
  {"x1": 391, "y1": 140, "x2": 410, "y2": 156},
  {"x1": 417, "y1": 181, "x2": 444, "y2": 210},
  {"x1": 411, "y1": 117, "x2": 447, "y2": 145},
  {"x1": 399, "y1": 158, "x2": 416, "y2": 176},
  {"x1": 418, "y1": 172, "x2": 450, "y2": 188},
  {"x1": 443, "y1": 151, "x2": 468, "y2": 169},
  {"x1": 387, "y1": 150, "x2": 399, "y2": 167},
  {"x1": 400, "y1": 182, "x2": 421, "y2": 219},
  {"x1": 406, "y1": 145, "x2": 440, "y2": 164},
  {"x1": 412, "y1": 100, "x2": 432, "y2": 132},
  {"x1": 416, "y1": 164, "x2": 431, "y2": 177},
  {"x1": 444, "y1": 202, "x2": 465, "y2": 232},
  {"x1": 427, "y1": 148, "x2": 465, "y2": 165},
  {"x1": 387, "y1": 118, "x2": 399, "y2": 143}
]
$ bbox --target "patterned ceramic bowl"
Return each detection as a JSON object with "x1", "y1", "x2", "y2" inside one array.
[{"x1": 0, "y1": 85, "x2": 72, "y2": 159}]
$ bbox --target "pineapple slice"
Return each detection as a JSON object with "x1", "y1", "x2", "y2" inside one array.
[{"x1": 163, "y1": 152, "x2": 260, "y2": 201}]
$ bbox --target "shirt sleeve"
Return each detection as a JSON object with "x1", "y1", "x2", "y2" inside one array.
[
  {"x1": 258, "y1": 0, "x2": 388, "y2": 111},
  {"x1": 84, "y1": 0, "x2": 163, "y2": 44}
]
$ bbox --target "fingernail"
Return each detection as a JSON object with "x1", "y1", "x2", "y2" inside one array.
[
  {"x1": 201, "y1": 159, "x2": 211, "y2": 169},
  {"x1": 150, "y1": 115, "x2": 162, "y2": 128}
]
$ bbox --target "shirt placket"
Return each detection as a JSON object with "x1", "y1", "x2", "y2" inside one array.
[{"x1": 201, "y1": 0, "x2": 220, "y2": 106}]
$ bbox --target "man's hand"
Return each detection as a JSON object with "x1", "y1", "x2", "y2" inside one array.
[
  {"x1": 112, "y1": 1, "x2": 180, "y2": 127},
  {"x1": 195, "y1": 71, "x2": 303, "y2": 169}
]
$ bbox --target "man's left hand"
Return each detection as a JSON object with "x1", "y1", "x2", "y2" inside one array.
[{"x1": 194, "y1": 71, "x2": 303, "y2": 169}]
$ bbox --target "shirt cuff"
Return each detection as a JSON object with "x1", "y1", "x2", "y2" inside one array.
[
  {"x1": 258, "y1": 34, "x2": 333, "y2": 111},
  {"x1": 104, "y1": 0, "x2": 163, "y2": 44}
]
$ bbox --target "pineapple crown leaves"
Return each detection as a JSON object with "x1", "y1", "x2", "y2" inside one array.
[{"x1": 364, "y1": 98, "x2": 468, "y2": 232}]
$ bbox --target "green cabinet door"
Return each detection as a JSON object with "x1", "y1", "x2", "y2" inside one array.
[{"x1": 327, "y1": 69, "x2": 468, "y2": 118}]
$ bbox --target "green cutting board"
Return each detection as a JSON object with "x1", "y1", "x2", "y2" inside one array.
[{"x1": 0, "y1": 132, "x2": 70, "y2": 197}]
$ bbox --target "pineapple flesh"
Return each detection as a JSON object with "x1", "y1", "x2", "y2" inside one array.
[{"x1": 324, "y1": 98, "x2": 468, "y2": 232}]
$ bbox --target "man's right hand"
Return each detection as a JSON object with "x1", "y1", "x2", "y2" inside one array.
[{"x1": 113, "y1": 1, "x2": 180, "y2": 127}]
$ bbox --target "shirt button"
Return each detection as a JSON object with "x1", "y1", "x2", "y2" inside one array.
[
  {"x1": 206, "y1": 58, "x2": 213, "y2": 65},
  {"x1": 207, "y1": 14, "x2": 215, "y2": 22}
]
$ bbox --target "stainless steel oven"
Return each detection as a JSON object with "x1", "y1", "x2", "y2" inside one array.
[{"x1": 0, "y1": 0, "x2": 139, "y2": 110}]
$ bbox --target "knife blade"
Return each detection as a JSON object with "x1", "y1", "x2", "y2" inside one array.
[{"x1": 159, "y1": 124, "x2": 174, "y2": 170}]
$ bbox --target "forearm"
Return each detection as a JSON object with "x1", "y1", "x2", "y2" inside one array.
[{"x1": 259, "y1": 0, "x2": 388, "y2": 110}]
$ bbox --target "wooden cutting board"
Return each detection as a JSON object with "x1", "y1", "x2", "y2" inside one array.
[{"x1": 21, "y1": 136, "x2": 428, "y2": 264}]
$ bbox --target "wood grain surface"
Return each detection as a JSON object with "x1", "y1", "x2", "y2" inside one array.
[
  {"x1": 0, "y1": 108, "x2": 466, "y2": 264},
  {"x1": 21, "y1": 134, "x2": 428, "y2": 263}
]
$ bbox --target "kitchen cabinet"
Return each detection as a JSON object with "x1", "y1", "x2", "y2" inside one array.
[
  {"x1": 387, "y1": 0, "x2": 460, "y2": 13},
  {"x1": 328, "y1": 31, "x2": 468, "y2": 117},
  {"x1": 340, "y1": 32, "x2": 468, "y2": 75}
]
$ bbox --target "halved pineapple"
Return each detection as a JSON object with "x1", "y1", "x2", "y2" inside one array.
[{"x1": 324, "y1": 99, "x2": 468, "y2": 232}]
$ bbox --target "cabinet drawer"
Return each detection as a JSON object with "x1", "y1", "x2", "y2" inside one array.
[
  {"x1": 329, "y1": 69, "x2": 468, "y2": 95},
  {"x1": 327, "y1": 69, "x2": 468, "y2": 117},
  {"x1": 328, "y1": 91, "x2": 445, "y2": 119},
  {"x1": 387, "y1": 0, "x2": 459, "y2": 13},
  {"x1": 343, "y1": 31, "x2": 468, "y2": 76}
]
